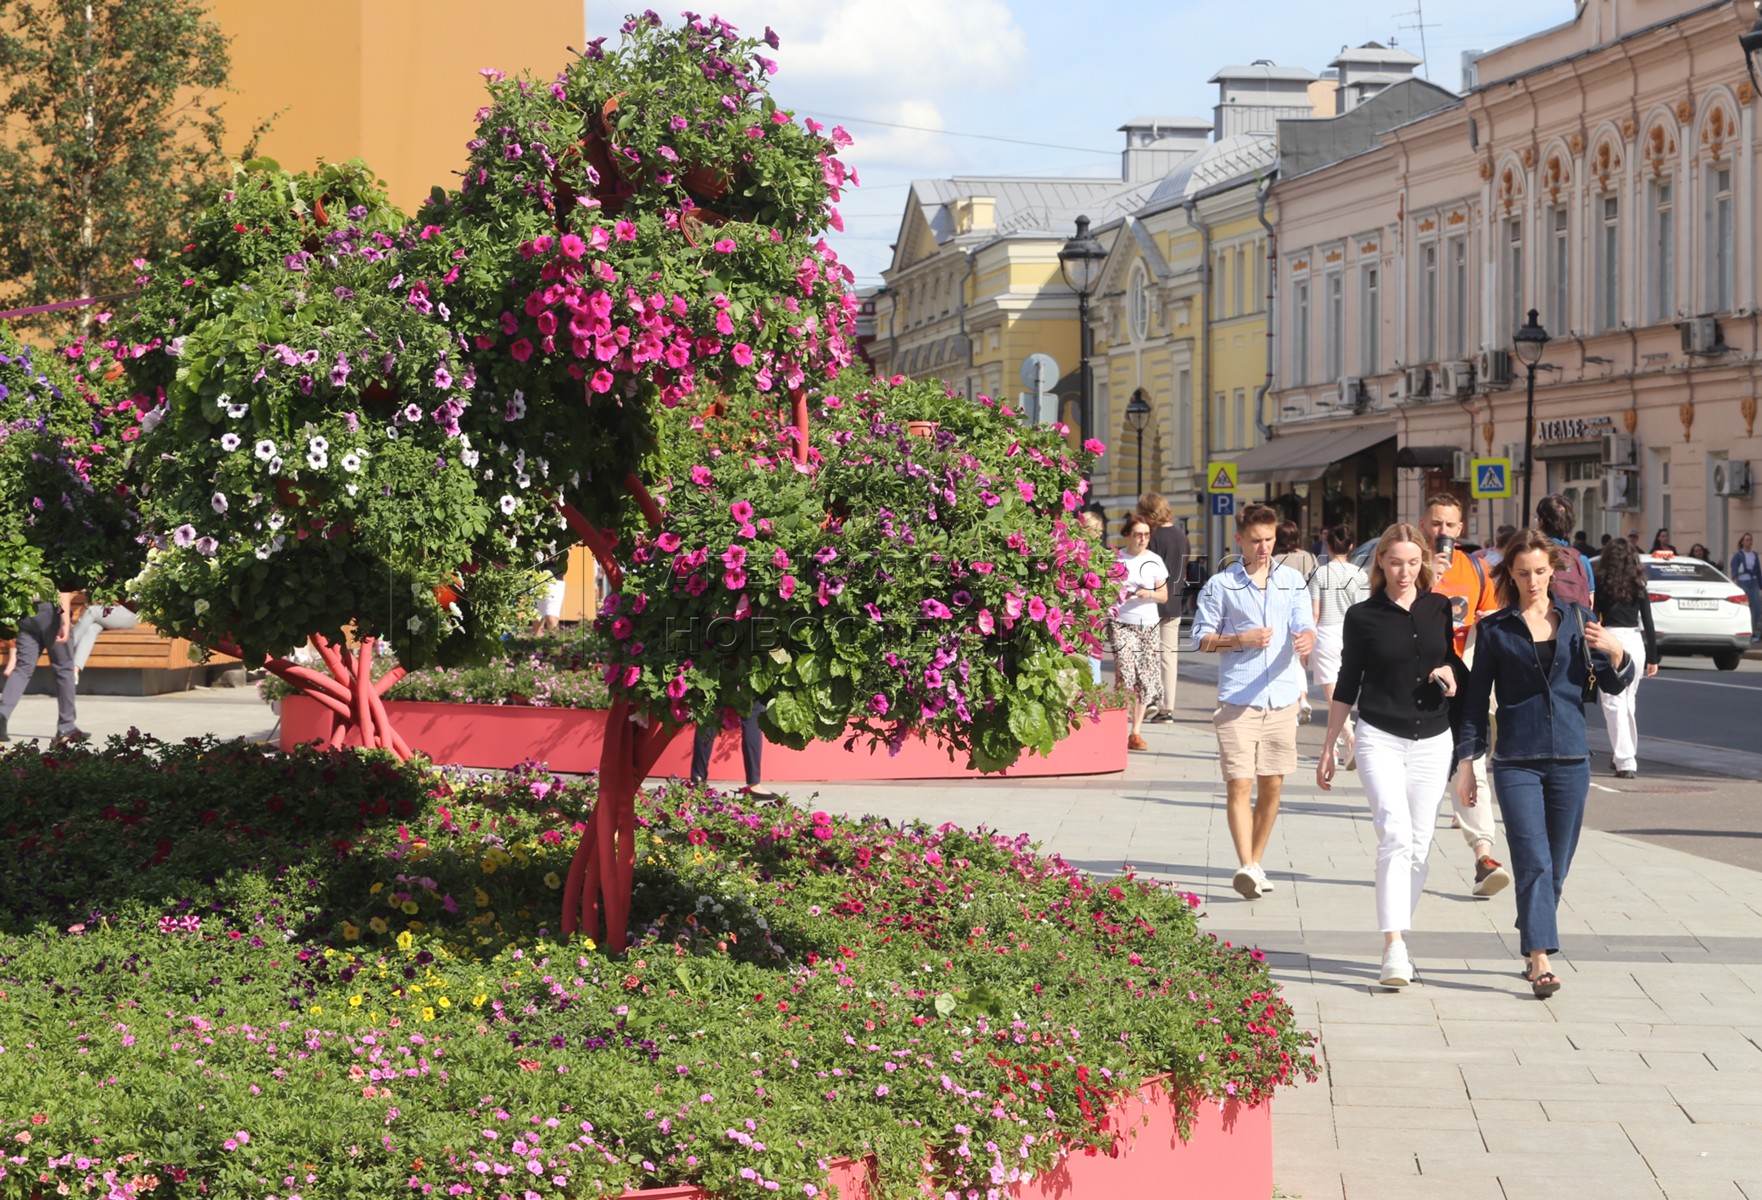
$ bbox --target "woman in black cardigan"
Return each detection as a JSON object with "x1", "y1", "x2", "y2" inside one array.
[{"x1": 1318, "y1": 523, "x2": 1459, "y2": 989}]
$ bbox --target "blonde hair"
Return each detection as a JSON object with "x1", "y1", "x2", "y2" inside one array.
[
  {"x1": 1136, "y1": 492, "x2": 1174, "y2": 527},
  {"x1": 1365, "y1": 523, "x2": 1436, "y2": 595}
]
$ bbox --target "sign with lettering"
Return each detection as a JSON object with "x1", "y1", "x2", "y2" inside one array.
[{"x1": 1534, "y1": 415, "x2": 1613, "y2": 443}]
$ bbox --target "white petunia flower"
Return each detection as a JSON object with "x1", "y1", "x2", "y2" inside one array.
[
  {"x1": 227, "y1": 404, "x2": 248, "y2": 419},
  {"x1": 267, "y1": 513, "x2": 285, "y2": 531},
  {"x1": 341, "y1": 453, "x2": 362, "y2": 473},
  {"x1": 407, "y1": 615, "x2": 423, "y2": 633},
  {"x1": 309, "y1": 435, "x2": 329, "y2": 453},
  {"x1": 345, "y1": 483, "x2": 359, "y2": 496},
  {"x1": 499, "y1": 495, "x2": 517, "y2": 515},
  {"x1": 220, "y1": 433, "x2": 242, "y2": 452},
  {"x1": 254, "y1": 439, "x2": 277, "y2": 461},
  {"x1": 267, "y1": 455, "x2": 283, "y2": 475},
  {"x1": 255, "y1": 545, "x2": 271, "y2": 559},
  {"x1": 193, "y1": 599, "x2": 210, "y2": 616},
  {"x1": 307, "y1": 449, "x2": 328, "y2": 470},
  {"x1": 516, "y1": 474, "x2": 531, "y2": 490},
  {"x1": 211, "y1": 493, "x2": 228, "y2": 514},
  {"x1": 461, "y1": 449, "x2": 480, "y2": 468}
]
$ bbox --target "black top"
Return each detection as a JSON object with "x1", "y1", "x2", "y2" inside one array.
[
  {"x1": 1147, "y1": 523, "x2": 1190, "y2": 619},
  {"x1": 1592, "y1": 591, "x2": 1660, "y2": 665},
  {"x1": 1334, "y1": 590, "x2": 1457, "y2": 739},
  {"x1": 1533, "y1": 638, "x2": 1557, "y2": 674}
]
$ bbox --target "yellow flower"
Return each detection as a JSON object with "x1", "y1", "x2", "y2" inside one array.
[
  {"x1": 369, "y1": 882, "x2": 384, "y2": 895},
  {"x1": 309, "y1": 1005, "x2": 323, "y2": 1014},
  {"x1": 543, "y1": 872, "x2": 561, "y2": 890},
  {"x1": 473, "y1": 887, "x2": 490, "y2": 908},
  {"x1": 396, "y1": 931, "x2": 414, "y2": 951},
  {"x1": 472, "y1": 994, "x2": 487, "y2": 1008},
  {"x1": 400, "y1": 901, "x2": 420, "y2": 915},
  {"x1": 369, "y1": 917, "x2": 389, "y2": 935},
  {"x1": 421, "y1": 1007, "x2": 436, "y2": 1022},
  {"x1": 349, "y1": 995, "x2": 363, "y2": 1008},
  {"x1": 437, "y1": 997, "x2": 451, "y2": 1008},
  {"x1": 480, "y1": 859, "x2": 498, "y2": 875},
  {"x1": 341, "y1": 922, "x2": 361, "y2": 941}
]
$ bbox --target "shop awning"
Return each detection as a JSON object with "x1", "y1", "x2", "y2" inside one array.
[
  {"x1": 1394, "y1": 444, "x2": 1457, "y2": 470},
  {"x1": 1235, "y1": 422, "x2": 1397, "y2": 484}
]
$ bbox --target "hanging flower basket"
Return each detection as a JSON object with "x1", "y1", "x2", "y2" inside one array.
[{"x1": 905, "y1": 420, "x2": 940, "y2": 438}]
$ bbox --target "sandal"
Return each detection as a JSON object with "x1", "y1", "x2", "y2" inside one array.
[{"x1": 1529, "y1": 972, "x2": 1561, "y2": 999}]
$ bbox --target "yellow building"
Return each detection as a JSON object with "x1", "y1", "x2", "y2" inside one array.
[{"x1": 207, "y1": 0, "x2": 582, "y2": 215}]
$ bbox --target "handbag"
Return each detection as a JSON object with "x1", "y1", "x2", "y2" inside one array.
[{"x1": 1572, "y1": 605, "x2": 1597, "y2": 704}]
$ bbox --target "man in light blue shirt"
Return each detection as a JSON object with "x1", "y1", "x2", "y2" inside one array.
[{"x1": 1192, "y1": 503, "x2": 1317, "y2": 900}]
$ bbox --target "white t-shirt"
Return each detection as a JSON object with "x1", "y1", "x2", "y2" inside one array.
[
  {"x1": 1308, "y1": 559, "x2": 1367, "y2": 627},
  {"x1": 1114, "y1": 550, "x2": 1169, "y2": 626}
]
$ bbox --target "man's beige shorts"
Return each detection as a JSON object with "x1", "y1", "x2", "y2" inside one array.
[{"x1": 1212, "y1": 700, "x2": 1301, "y2": 781}]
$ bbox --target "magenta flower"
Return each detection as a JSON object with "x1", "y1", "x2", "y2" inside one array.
[
  {"x1": 510, "y1": 339, "x2": 534, "y2": 362},
  {"x1": 1017, "y1": 479, "x2": 1036, "y2": 502},
  {"x1": 920, "y1": 599, "x2": 951, "y2": 619},
  {"x1": 657, "y1": 531, "x2": 682, "y2": 552},
  {"x1": 771, "y1": 547, "x2": 790, "y2": 567},
  {"x1": 1028, "y1": 596, "x2": 1049, "y2": 621},
  {"x1": 977, "y1": 609, "x2": 995, "y2": 634},
  {"x1": 713, "y1": 239, "x2": 738, "y2": 254},
  {"x1": 730, "y1": 499, "x2": 754, "y2": 522},
  {"x1": 1083, "y1": 438, "x2": 1106, "y2": 454},
  {"x1": 614, "y1": 220, "x2": 638, "y2": 242},
  {"x1": 559, "y1": 232, "x2": 586, "y2": 259},
  {"x1": 730, "y1": 342, "x2": 754, "y2": 366},
  {"x1": 1004, "y1": 594, "x2": 1024, "y2": 620},
  {"x1": 779, "y1": 574, "x2": 796, "y2": 599},
  {"x1": 724, "y1": 567, "x2": 747, "y2": 590},
  {"x1": 690, "y1": 465, "x2": 714, "y2": 486},
  {"x1": 590, "y1": 368, "x2": 615, "y2": 393}
]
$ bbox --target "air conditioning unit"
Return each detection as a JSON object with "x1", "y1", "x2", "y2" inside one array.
[
  {"x1": 1681, "y1": 316, "x2": 1724, "y2": 356},
  {"x1": 1438, "y1": 360, "x2": 1474, "y2": 397},
  {"x1": 1403, "y1": 366, "x2": 1433, "y2": 399},
  {"x1": 1713, "y1": 459, "x2": 1753, "y2": 497},
  {"x1": 1476, "y1": 348, "x2": 1512, "y2": 387},
  {"x1": 1603, "y1": 468, "x2": 1640, "y2": 511},
  {"x1": 1600, "y1": 433, "x2": 1636, "y2": 467},
  {"x1": 1339, "y1": 376, "x2": 1367, "y2": 410},
  {"x1": 1451, "y1": 449, "x2": 1472, "y2": 482}
]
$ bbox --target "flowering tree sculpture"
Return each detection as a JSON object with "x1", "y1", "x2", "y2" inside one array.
[
  {"x1": 120, "y1": 162, "x2": 561, "y2": 755},
  {"x1": 0, "y1": 324, "x2": 145, "y2": 632}
]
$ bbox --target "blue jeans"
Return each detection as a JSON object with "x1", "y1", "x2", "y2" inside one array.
[
  {"x1": 1491, "y1": 758, "x2": 1590, "y2": 956},
  {"x1": 691, "y1": 705, "x2": 763, "y2": 786}
]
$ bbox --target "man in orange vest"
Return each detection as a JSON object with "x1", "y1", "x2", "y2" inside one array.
[{"x1": 1422, "y1": 494, "x2": 1511, "y2": 898}]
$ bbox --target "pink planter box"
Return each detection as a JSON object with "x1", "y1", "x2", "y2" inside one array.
[
  {"x1": 610, "y1": 1086, "x2": 1269, "y2": 1199},
  {"x1": 279, "y1": 695, "x2": 1127, "y2": 780}
]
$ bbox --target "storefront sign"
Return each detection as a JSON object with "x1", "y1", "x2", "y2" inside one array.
[{"x1": 1534, "y1": 415, "x2": 1613, "y2": 443}]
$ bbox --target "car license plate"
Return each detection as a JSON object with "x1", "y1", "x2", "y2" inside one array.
[{"x1": 1677, "y1": 598, "x2": 1718, "y2": 610}]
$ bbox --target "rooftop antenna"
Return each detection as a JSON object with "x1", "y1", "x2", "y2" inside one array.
[{"x1": 1395, "y1": 1, "x2": 1438, "y2": 81}]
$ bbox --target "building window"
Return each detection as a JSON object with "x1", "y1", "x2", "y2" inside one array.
[
  {"x1": 1545, "y1": 207, "x2": 1569, "y2": 334},
  {"x1": 1211, "y1": 253, "x2": 1225, "y2": 320},
  {"x1": 1129, "y1": 263, "x2": 1150, "y2": 342},
  {"x1": 1360, "y1": 264, "x2": 1380, "y2": 375},
  {"x1": 1292, "y1": 278, "x2": 1311, "y2": 385},
  {"x1": 1253, "y1": 242, "x2": 1267, "y2": 314},
  {"x1": 1595, "y1": 194, "x2": 1619, "y2": 333},
  {"x1": 1446, "y1": 235, "x2": 1468, "y2": 359},
  {"x1": 1233, "y1": 388, "x2": 1247, "y2": 448},
  {"x1": 1233, "y1": 248, "x2": 1247, "y2": 317},
  {"x1": 1176, "y1": 370, "x2": 1192, "y2": 466},
  {"x1": 1214, "y1": 392, "x2": 1228, "y2": 449},
  {"x1": 1504, "y1": 217, "x2": 1525, "y2": 342},
  {"x1": 1649, "y1": 178, "x2": 1675, "y2": 324},
  {"x1": 1418, "y1": 241, "x2": 1438, "y2": 363},
  {"x1": 1706, "y1": 165, "x2": 1734, "y2": 314},
  {"x1": 1325, "y1": 271, "x2": 1344, "y2": 381}
]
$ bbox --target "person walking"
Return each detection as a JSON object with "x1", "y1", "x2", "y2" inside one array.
[
  {"x1": 1138, "y1": 493, "x2": 1189, "y2": 724},
  {"x1": 1731, "y1": 533, "x2": 1761, "y2": 642},
  {"x1": 1537, "y1": 495, "x2": 1595, "y2": 607},
  {"x1": 1421, "y1": 493, "x2": 1510, "y2": 898},
  {"x1": 0, "y1": 593, "x2": 81, "y2": 744},
  {"x1": 1273, "y1": 520, "x2": 1320, "y2": 722},
  {"x1": 1650, "y1": 528, "x2": 1677, "y2": 554},
  {"x1": 690, "y1": 704, "x2": 775, "y2": 800},
  {"x1": 1308, "y1": 524, "x2": 1367, "y2": 763},
  {"x1": 1112, "y1": 513, "x2": 1169, "y2": 751},
  {"x1": 1192, "y1": 503, "x2": 1317, "y2": 899},
  {"x1": 1318, "y1": 523, "x2": 1460, "y2": 987},
  {"x1": 1592, "y1": 539, "x2": 1659, "y2": 778},
  {"x1": 1456, "y1": 530, "x2": 1634, "y2": 999},
  {"x1": 1687, "y1": 542, "x2": 1710, "y2": 563},
  {"x1": 68, "y1": 593, "x2": 140, "y2": 681}
]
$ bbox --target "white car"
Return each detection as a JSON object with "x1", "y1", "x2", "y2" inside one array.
[{"x1": 1635, "y1": 554, "x2": 1752, "y2": 670}]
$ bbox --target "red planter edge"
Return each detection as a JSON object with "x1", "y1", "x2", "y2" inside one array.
[
  {"x1": 279, "y1": 695, "x2": 1127, "y2": 780},
  {"x1": 608, "y1": 1083, "x2": 1269, "y2": 1199}
]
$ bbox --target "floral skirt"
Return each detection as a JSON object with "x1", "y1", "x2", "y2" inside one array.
[{"x1": 1110, "y1": 620, "x2": 1163, "y2": 710}]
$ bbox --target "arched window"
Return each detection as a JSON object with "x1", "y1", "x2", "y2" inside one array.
[{"x1": 1129, "y1": 262, "x2": 1150, "y2": 341}]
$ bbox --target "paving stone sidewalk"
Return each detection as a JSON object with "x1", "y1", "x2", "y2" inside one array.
[{"x1": 6, "y1": 685, "x2": 1761, "y2": 1199}]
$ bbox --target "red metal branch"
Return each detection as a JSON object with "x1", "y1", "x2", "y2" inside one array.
[
  {"x1": 560, "y1": 502, "x2": 624, "y2": 592},
  {"x1": 622, "y1": 471, "x2": 664, "y2": 529}
]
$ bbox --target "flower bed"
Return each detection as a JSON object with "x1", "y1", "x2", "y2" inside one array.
[
  {"x1": 0, "y1": 736, "x2": 1314, "y2": 1199},
  {"x1": 279, "y1": 693, "x2": 1129, "y2": 779}
]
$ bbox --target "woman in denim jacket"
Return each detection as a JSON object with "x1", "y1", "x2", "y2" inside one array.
[{"x1": 1455, "y1": 530, "x2": 1634, "y2": 999}]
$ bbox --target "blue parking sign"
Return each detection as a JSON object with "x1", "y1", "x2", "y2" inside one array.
[{"x1": 1210, "y1": 493, "x2": 1235, "y2": 516}]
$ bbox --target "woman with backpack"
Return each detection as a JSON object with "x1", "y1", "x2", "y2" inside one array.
[
  {"x1": 1592, "y1": 540, "x2": 1659, "y2": 779},
  {"x1": 1535, "y1": 494, "x2": 1594, "y2": 607},
  {"x1": 1455, "y1": 530, "x2": 1634, "y2": 999}
]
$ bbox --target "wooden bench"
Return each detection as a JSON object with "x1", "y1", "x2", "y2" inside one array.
[{"x1": 20, "y1": 619, "x2": 241, "y2": 696}]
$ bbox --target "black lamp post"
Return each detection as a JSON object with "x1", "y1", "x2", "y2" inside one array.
[
  {"x1": 1740, "y1": 8, "x2": 1762, "y2": 96},
  {"x1": 1123, "y1": 389, "x2": 1153, "y2": 497},
  {"x1": 1512, "y1": 308, "x2": 1551, "y2": 522},
  {"x1": 1058, "y1": 215, "x2": 1106, "y2": 448}
]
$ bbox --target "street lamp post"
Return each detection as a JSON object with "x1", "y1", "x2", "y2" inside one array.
[
  {"x1": 1123, "y1": 390, "x2": 1153, "y2": 497},
  {"x1": 1740, "y1": 9, "x2": 1762, "y2": 96},
  {"x1": 1058, "y1": 216, "x2": 1107, "y2": 449},
  {"x1": 1512, "y1": 308, "x2": 1551, "y2": 523}
]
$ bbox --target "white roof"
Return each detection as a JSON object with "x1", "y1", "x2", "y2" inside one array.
[
  {"x1": 1208, "y1": 63, "x2": 1320, "y2": 83},
  {"x1": 1143, "y1": 133, "x2": 1279, "y2": 208}
]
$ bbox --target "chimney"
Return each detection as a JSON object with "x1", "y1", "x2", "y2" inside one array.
[{"x1": 1118, "y1": 117, "x2": 1211, "y2": 182}]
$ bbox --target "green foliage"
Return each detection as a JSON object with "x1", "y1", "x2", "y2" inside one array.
[
  {"x1": 0, "y1": 0, "x2": 263, "y2": 338},
  {"x1": 0, "y1": 737, "x2": 1316, "y2": 1198},
  {"x1": 0, "y1": 531, "x2": 52, "y2": 634}
]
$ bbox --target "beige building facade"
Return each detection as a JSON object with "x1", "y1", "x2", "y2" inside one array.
[{"x1": 1266, "y1": 0, "x2": 1762, "y2": 556}]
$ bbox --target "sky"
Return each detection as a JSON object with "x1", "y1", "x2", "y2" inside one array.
[{"x1": 583, "y1": 0, "x2": 1581, "y2": 286}]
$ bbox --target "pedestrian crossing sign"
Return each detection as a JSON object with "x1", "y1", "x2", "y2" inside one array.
[
  {"x1": 1206, "y1": 461, "x2": 1238, "y2": 493},
  {"x1": 1470, "y1": 457, "x2": 1513, "y2": 499}
]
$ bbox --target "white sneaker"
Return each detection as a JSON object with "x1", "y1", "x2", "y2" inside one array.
[
  {"x1": 1231, "y1": 866, "x2": 1262, "y2": 899},
  {"x1": 1379, "y1": 943, "x2": 1413, "y2": 988},
  {"x1": 1251, "y1": 863, "x2": 1276, "y2": 892}
]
